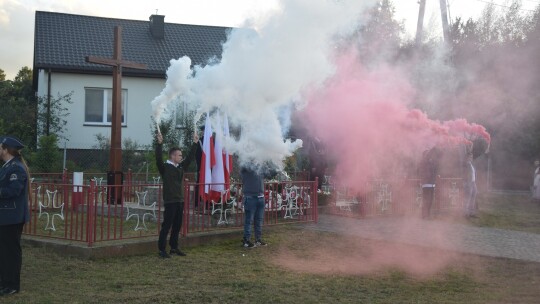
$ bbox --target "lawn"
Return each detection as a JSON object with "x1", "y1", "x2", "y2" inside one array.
[
  {"x1": 472, "y1": 193, "x2": 540, "y2": 234},
  {"x1": 7, "y1": 193, "x2": 540, "y2": 303}
]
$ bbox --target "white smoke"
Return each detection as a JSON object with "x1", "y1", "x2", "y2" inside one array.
[
  {"x1": 151, "y1": 0, "x2": 377, "y2": 168},
  {"x1": 150, "y1": 57, "x2": 193, "y2": 124}
]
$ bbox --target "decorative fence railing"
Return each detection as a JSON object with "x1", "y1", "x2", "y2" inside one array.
[
  {"x1": 183, "y1": 180, "x2": 318, "y2": 235},
  {"x1": 31, "y1": 170, "x2": 165, "y2": 188},
  {"x1": 23, "y1": 178, "x2": 319, "y2": 247},
  {"x1": 326, "y1": 177, "x2": 464, "y2": 218}
]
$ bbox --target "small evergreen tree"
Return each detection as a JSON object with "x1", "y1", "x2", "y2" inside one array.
[
  {"x1": 92, "y1": 134, "x2": 111, "y2": 171},
  {"x1": 122, "y1": 138, "x2": 146, "y2": 172},
  {"x1": 32, "y1": 135, "x2": 62, "y2": 172}
]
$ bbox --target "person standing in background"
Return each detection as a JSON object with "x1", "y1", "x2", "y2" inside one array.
[
  {"x1": 0, "y1": 136, "x2": 30, "y2": 296},
  {"x1": 532, "y1": 160, "x2": 540, "y2": 200},
  {"x1": 464, "y1": 152, "x2": 478, "y2": 218},
  {"x1": 419, "y1": 147, "x2": 440, "y2": 219}
]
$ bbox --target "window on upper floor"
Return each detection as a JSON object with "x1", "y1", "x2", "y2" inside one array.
[{"x1": 85, "y1": 88, "x2": 127, "y2": 125}]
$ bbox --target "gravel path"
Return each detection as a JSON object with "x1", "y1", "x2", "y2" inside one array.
[{"x1": 307, "y1": 214, "x2": 540, "y2": 263}]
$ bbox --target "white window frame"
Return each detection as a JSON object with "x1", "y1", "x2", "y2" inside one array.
[{"x1": 84, "y1": 87, "x2": 127, "y2": 126}]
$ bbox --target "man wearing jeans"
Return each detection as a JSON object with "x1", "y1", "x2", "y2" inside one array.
[{"x1": 241, "y1": 165, "x2": 267, "y2": 248}]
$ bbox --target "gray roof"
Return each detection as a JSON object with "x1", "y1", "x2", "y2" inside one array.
[{"x1": 33, "y1": 11, "x2": 231, "y2": 78}]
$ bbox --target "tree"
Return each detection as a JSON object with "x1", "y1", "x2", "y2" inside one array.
[
  {"x1": 444, "y1": 1, "x2": 540, "y2": 189},
  {"x1": 496, "y1": 0, "x2": 531, "y2": 45},
  {"x1": 31, "y1": 135, "x2": 62, "y2": 172},
  {"x1": 122, "y1": 138, "x2": 146, "y2": 172},
  {"x1": 528, "y1": 5, "x2": 540, "y2": 43},
  {"x1": 36, "y1": 92, "x2": 73, "y2": 139},
  {"x1": 179, "y1": 109, "x2": 197, "y2": 150},
  {"x1": 92, "y1": 133, "x2": 111, "y2": 171},
  {"x1": 150, "y1": 116, "x2": 181, "y2": 152},
  {"x1": 477, "y1": 2, "x2": 500, "y2": 46},
  {"x1": 149, "y1": 114, "x2": 200, "y2": 172},
  {"x1": 13, "y1": 67, "x2": 33, "y2": 97},
  {"x1": 0, "y1": 68, "x2": 5, "y2": 81},
  {"x1": 354, "y1": 0, "x2": 405, "y2": 64},
  {"x1": 451, "y1": 17, "x2": 480, "y2": 52},
  {"x1": 0, "y1": 66, "x2": 37, "y2": 149},
  {"x1": 91, "y1": 134, "x2": 147, "y2": 172}
]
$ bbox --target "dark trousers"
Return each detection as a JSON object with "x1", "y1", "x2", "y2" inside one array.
[
  {"x1": 158, "y1": 202, "x2": 184, "y2": 252},
  {"x1": 0, "y1": 223, "x2": 24, "y2": 290},
  {"x1": 422, "y1": 187, "x2": 435, "y2": 218}
]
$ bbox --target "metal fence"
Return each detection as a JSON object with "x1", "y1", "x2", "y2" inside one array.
[
  {"x1": 24, "y1": 181, "x2": 161, "y2": 246},
  {"x1": 184, "y1": 180, "x2": 318, "y2": 235},
  {"x1": 326, "y1": 177, "x2": 464, "y2": 218},
  {"x1": 23, "y1": 178, "x2": 318, "y2": 247}
]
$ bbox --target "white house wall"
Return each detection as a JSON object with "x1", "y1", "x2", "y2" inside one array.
[{"x1": 37, "y1": 71, "x2": 167, "y2": 149}]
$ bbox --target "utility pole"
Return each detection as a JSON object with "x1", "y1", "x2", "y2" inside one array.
[
  {"x1": 439, "y1": 0, "x2": 451, "y2": 43},
  {"x1": 416, "y1": 0, "x2": 427, "y2": 45}
]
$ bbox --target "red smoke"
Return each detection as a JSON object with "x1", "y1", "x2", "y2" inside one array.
[
  {"x1": 444, "y1": 119, "x2": 491, "y2": 144},
  {"x1": 299, "y1": 50, "x2": 490, "y2": 191},
  {"x1": 272, "y1": 237, "x2": 462, "y2": 278}
]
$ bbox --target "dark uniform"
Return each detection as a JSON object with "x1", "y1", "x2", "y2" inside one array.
[
  {"x1": 0, "y1": 136, "x2": 29, "y2": 295},
  {"x1": 418, "y1": 147, "x2": 440, "y2": 219}
]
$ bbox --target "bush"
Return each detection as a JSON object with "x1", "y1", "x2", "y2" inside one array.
[
  {"x1": 317, "y1": 192, "x2": 332, "y2": 206},
  {"x1": 32, "y1": 135, "x2": 62, "y2": 172}
]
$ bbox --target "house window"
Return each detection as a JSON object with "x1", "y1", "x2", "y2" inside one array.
[{"x1": 85, "y1": 88, "x2": 127, "y2": 125}]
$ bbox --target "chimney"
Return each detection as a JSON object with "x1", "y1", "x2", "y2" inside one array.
[{"x1": 149, "y1": 15, "x2": 165, "y2": 39}]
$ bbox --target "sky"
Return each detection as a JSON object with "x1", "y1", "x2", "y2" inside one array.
[{"x1": 1, "y1": 0, "x2": 538, "y2": 80}]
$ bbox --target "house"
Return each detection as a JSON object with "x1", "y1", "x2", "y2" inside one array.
[{"x1": 33, "y1": 11, "x2": 230, "y2": 151}]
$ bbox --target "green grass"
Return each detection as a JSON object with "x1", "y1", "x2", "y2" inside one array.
[
  {"x1": 472, "y1": 193, "x2": 540, "y2": 234},
  {"x1": 9, "y1": 227, "x2": 540, "y2": 303},
  {"x1": 8, "y1": 193, "x2": 540, "y2": 303}
]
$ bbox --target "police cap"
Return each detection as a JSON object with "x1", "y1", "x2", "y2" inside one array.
[{"x1": 1, "y1": 136, "x2": 25, "y2": 150}]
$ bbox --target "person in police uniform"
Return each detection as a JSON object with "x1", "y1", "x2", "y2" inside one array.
[{"x1": 0, "y1": 136, "x2": 30, "y2": 296}]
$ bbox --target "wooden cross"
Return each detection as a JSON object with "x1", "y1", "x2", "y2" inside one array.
[{"x1": 86, "y1": 26, "x2": 147, "y2": 198}]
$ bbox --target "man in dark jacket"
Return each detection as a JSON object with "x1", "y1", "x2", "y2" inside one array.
[
  {"x1": 155, "y1": 132, "x2": 198, "y2": 258},
  {"x1": 419, "y1": 147, "x2": 441, "y2": 219}
]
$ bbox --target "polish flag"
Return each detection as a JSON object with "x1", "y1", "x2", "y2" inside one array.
[
  {"x1": 199, "y1": 113, "x2": 215, "y2": 201},
  {"x1": 210, "y1": 115, "x2": 225, "y2": 202},
  {"x1": 223, "y1": 115, "x2": 233, "y2": 199}
]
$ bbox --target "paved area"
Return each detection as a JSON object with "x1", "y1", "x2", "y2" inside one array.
[{"x1": 307, "y1": 214, "x2": 540, "y2": 263}]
